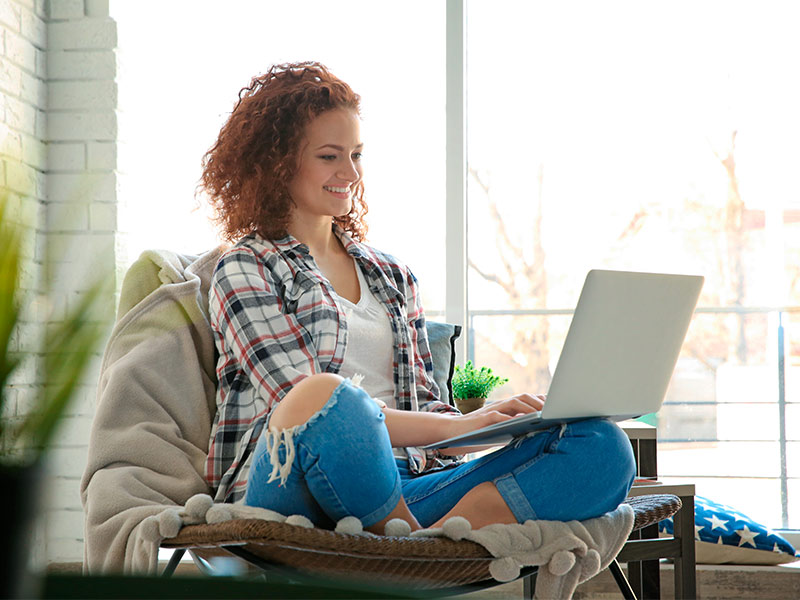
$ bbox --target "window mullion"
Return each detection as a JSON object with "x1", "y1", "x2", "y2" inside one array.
[{"x1": 445, "y1": 0, "x2": 468, "y2": 363}]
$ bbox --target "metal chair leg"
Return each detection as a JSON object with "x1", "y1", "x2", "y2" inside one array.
[
  {"x1": 161, "y1": 548, "x2": 186, "y2": 577},
  {"x1": 609, "y1": 559, "x2": 638, "y2": 600}
]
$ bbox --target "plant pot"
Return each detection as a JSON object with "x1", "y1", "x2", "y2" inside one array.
[
  {"x1": 0, "y1": 462, "x2": 44, "y2": 599},
  {"x1": 454, "y1": 397, "x2": 486, "y2": 414}
]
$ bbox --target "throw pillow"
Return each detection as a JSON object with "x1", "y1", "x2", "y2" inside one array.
[
  {"x1": 659, "y1": 495, "x2": 799, "y2": 565},
  {"x1": 425, "y1": 321, "x2": 462, "y2": 405}
]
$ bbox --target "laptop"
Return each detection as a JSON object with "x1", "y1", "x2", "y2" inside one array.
[{"x1": 424, "y1": 269, "x2": 704, "y2": 449}]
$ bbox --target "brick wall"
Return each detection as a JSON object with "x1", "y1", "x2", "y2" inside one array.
[{"x1": 1, "y1": 0, "x2": 117, "y2": 565}]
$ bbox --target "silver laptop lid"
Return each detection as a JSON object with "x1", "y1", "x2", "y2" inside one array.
[{"x1": 541, "y1": 269, "x2": 703, "y2": 420}]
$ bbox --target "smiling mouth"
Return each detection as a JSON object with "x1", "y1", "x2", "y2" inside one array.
[{"x1": 323, "y1": 186, "x2": 350, "y2": 194}]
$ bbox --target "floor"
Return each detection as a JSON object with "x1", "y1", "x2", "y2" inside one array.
[{"x1": 458, "y1": 562, "x2": 800, "y2": 600}]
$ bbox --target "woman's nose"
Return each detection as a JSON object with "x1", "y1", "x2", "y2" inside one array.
[{"x1": 338, "y1": 159, "x2": 360, "y2": 182}]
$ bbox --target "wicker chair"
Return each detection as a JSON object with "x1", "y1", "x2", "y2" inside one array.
[{"x1": 160, "y1": 494, "x2": 685, "y2": 599}]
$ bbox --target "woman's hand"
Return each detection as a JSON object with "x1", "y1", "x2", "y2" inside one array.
[
  {"x1": 438, "y1": 393, "x2": 546, "y2": 443},
  {"x1": 434, "y1": 393, "x2": 546, "y2": 456},
  {"x1": 382, "y1": 393, "x2": 545, "y2": 449},
  {"x1": 470, "y1": 393, "x2": 546, "y2": 419}
]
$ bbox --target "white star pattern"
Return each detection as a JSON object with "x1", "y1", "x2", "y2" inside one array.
[
  {"x1": 704, "y1": 513, "x2": 729, "y2": 531},
  {"x1": 659, "y1": 495, "x2": 797, "y2": 557},
  {"x1": 736, "y1": 525, "x2": 759, "y2": 548}
]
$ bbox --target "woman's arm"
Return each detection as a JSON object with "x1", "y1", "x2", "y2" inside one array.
[
  {"x1": 383, "y1": 392, "x2": 547, "y2": 452},
  {"x1": 382, "y1": 406, "x2": 512, "y2": 448}
]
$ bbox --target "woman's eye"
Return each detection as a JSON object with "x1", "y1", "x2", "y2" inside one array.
[
  {"x1": 319, "y1": 155, "x2": 336, "y2": 161},
  {"x1": 352, "y1": 152, "x2": 362, "y2": 161}
]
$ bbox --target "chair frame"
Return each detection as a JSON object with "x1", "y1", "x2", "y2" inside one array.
[{"x1": 161, "y1": 494, "x2": 684, "y2": 599}]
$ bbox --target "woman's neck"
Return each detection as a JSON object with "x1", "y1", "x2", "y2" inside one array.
[{"x1": 288, "y1": 218, "x2": 340, "y2": 260}]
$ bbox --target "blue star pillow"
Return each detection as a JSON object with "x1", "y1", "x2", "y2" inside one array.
[{"x1": 659, "y1": 495, "x2": 799, "y2": 565}]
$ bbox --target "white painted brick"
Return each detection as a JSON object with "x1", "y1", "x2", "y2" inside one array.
[
  {"x1": 35, "y1": 0, "x2": 47, "y2": 19},
  {"x1": 34, "y1": 108, "x2": 46, "y2": 139},
  {"x1": 4, "y1": 93, "x2": 36, "y2": 135},
  {"x1": 20, "y1": 69, "x2": 46, "y2": 108},
  {"x1": 89, "y1": 201, "x2": 115, "y2": 230},
  {"x1": 47, "y1": 172, "x2": 116, "y2": 203},
  {"x1": 45, "y1": 445, "x2": 87, "y2": 479},
  {"x1": 20, "y1": 6, "x2": 46, "y2": 47},
  {"x1": 0, "y1": 0, "x2": 21, "y2": 32},
  {"x1": 16, "y1": 257, "x2": 38, "y2": 292},
  {"x1": 51, "y1": 415, "x2": 93, "y2": 449},
  {"x1": 44, "y1": 537, "x2": 83, "y2": 563},
  {"x1": 46, "y1": 49, "x2": 115, "y2": 80},
  {"x1": 21, "y1": 132, "x2": 46, "y2": 170},
  {"x1": 14, "y1": 321, "x2": 42, "y2": 353},
  {"x1": 62, "y1": 384, "x2": 96, "y2": 417},
  {"x1": 18, "y1": 217, "x2": 39, "y2": 259},
  {"x1": 41, "y1": 290, "x2": 67, "y2": 322},
  {"x1": 1, "y1": 126, "x2": 24, "y2": 158},
  {"x1": 1, "y1": 387, "x2": 17, "y2": 417},
  {"x1": 35, "y1": 47, "x2": 45, "y2": 77},
  {"x1": 33, "y1": 228, "x2": 47, "y2": 260},
  {"x1": 46, "y1": 232, "x2": 115, "y2": 263},
  {"x1": 86, "y1": 140, "x2": 114, "y2": 169},
  {"x1": 48, "y1": 79, "x2": 116, "y2": 110},
  {"x1": 6, "y1": 354, "x2": 38, "y2": 387},
  {"x1": 48, "y1": 142, "x2": 86, "y2": 171},
  {"x1": 1, "y1": 127, "x2": 23, "y2": 159},
  {"x1": 47, "y1": 201, "x2": 89, "y2": 231},
  {"x1": 11, "y1": 384, "x2": 34, "y2": 415},
  {"x1": 86, "y1": 0, "x2": 108, "y2": 17},
  {"x1": 2, "y1": 188, "x2": 23, "y2": 222},
  {"x1": 48, "y1": 18, "x2": 116, "y2": 50},
  {"x1": 48, "y1": 0, "x2": 85, "y2": 20},
  {"x1": 0, "y1": 54, "x2": 22, "y2": 96},
  {"x1": 45, "y1": 478, "x2": 84, "y2": 512},
  {"x1": 5, "y1": 28, "x2": 36, "y2": 73},
  {"x1": 5, "y1": 160, "x2": 36, "y2": 194},
  {"x1": 45, "y1": 509, "x2": 84, "y2": 540},
  {"x1": 46, "y1": 110, "x2": 116, "y2": 142},
  {"x1": 35, "y1": 169, "x2": 46, "y2": 198}
]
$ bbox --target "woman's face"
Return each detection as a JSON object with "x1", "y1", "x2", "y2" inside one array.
[{"x1": 287, "y1": 108, "x2": 363, "y2": 225}]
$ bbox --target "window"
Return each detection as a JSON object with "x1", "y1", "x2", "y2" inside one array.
[
  {"x1": 112, "y1": 0, "x2": 447, "y2": 312},
  {"x1": 114, "y1": 0, "x2": 799, "y2": 532},
  {"x1": 466, "y1": 0, "x2": 800, "y2": 529}
]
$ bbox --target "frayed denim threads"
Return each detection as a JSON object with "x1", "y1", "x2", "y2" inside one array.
[{"x1": 245, "y1": 379, "x2": 402, "y2": 528}]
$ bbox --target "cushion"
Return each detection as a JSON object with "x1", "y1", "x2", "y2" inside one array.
[
  {"x1": 425, "y1": 321, "x2": 462, "y2": 405},
  {"x1": 659, "y1": 495, "x2": 799, "y2": 565}
]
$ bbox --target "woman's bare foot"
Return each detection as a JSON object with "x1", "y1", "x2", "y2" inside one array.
[{"x1": 366, "y1": 497, "x2": 422, "y2": 535}]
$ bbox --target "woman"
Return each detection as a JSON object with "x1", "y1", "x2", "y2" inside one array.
[{"x1": 201, "y1": 61, "x2": 635, "y2": 535}]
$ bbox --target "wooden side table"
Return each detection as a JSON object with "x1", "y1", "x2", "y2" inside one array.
[{"x1": 621, "y1": 422, "x2": 697, "y2": 600}]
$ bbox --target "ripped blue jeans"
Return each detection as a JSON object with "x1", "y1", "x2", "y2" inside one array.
[{"x1": 245, "y1": 379, "x2": 636, "y2": 528}]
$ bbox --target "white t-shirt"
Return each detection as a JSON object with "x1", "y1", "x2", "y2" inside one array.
[{"x1": 336, "y1": 261, "x2": 396, "y2": 409}]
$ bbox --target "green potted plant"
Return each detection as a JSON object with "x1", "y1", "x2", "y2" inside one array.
[
  {"x1": 451, "y1": 360, "x2": 509, "y2": 413},
  {"x1": 0, "y1": 195, "x2": 109, "y2": 598}
]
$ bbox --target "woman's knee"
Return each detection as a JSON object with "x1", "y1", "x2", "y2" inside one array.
[
  {"x1": 269, "y1": 373, "x2": 344, "y2": 431},
  {"x1": 583, "y1": 419, "x2": 637, "y2": 493}
]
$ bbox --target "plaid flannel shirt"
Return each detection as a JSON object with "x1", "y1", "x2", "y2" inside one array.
[{"x1": 206, "y1": 226, "x2": 460, "y2": 502}]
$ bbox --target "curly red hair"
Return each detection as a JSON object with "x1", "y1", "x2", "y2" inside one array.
[{"x1": 200, "y1": 61, "x2": 368, "y2": 242}]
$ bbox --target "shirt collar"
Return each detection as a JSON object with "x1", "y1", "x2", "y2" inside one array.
[{"x1": 262, "y1": 224, "x2": 367, "y2": 260}]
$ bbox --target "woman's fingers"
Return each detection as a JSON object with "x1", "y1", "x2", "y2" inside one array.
[{"x1": 484, "y1": 394, "x2": 545, "y2": 416}]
